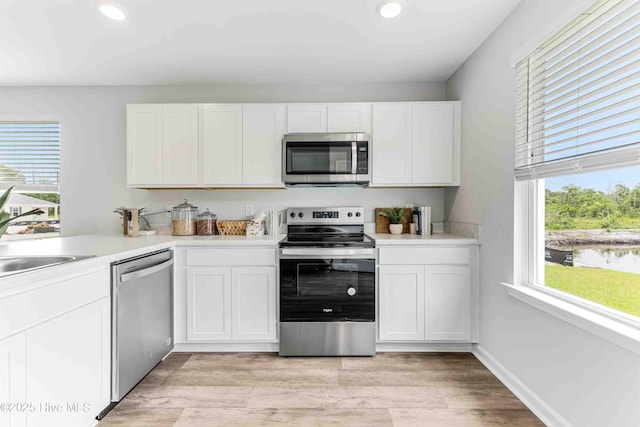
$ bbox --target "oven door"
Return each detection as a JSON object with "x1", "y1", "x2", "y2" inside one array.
[{"x1": 279, "y1": 252, "x2": 375, "y2": 322}]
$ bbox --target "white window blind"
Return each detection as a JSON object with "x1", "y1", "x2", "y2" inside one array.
[
  {"x1": 515, "y1": 0, "x2": 640, "y2": 180},
  {"x1": 0, "y1": 122, "x2": 60, "y2": 192}
]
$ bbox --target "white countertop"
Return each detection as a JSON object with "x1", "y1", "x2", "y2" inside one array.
[
  {"x1": 0, "y1": 232, "x2": 477, "y2": 296},
  {"x1": 367, "y1": 233, "x2": 479, "y2": 245},
  {"x1": 0, "y1": 234, "x2": 283, "y2": 296}
]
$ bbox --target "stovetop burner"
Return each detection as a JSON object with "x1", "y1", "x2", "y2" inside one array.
[
  {"x1": 279, "y1": 233, "x2": 375, "y2": 248},
  {"x1": 280, "y1": 207, "x2": 374, "y2": 249}
]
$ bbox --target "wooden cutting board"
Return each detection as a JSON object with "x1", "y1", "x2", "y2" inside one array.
[{"x1": 375, "y1": 208, "x2": 413, "y2": 234}]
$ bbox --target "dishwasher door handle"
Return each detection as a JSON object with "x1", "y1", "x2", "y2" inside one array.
[{"x1": 120, "y1": 258, "x2": 174, "y2": 283}]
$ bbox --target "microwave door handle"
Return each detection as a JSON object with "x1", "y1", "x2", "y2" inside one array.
[{"x1": 351, "y1": 141, "x2": 357, "y2": 174}]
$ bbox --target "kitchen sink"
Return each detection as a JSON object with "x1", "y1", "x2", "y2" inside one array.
[{"x1": 0, "y1": 255, "x2": 95, "y2": 277}]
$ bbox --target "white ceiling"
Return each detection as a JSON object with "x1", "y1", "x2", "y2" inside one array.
[{"x1": 0, "y1": 0, "x2": 521, "y2": 86}]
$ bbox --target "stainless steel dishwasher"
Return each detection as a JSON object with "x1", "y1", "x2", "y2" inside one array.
[{"x1": 99, "y1": 249, "x2": 173, "y2": 419}]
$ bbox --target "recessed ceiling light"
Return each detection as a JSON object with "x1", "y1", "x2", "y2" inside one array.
[
  {"x1": 377, "y1": 1, "x2": 403, "y2": 19},
  {"x1": 98, "y1": 2, "x2": 126, "y2": 21}
]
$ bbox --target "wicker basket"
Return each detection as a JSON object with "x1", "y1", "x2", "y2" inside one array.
[{"x1": 216, "y1": 220, "x2": 248, "y2": 236}]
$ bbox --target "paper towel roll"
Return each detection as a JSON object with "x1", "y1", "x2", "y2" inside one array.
[{"x1": 419, "y1": 206, "x2": 431, "y2": 236}]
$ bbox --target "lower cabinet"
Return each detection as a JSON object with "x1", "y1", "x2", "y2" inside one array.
[
  {"x1": 26, "y1": 297, "x2": 110, "y2": 427},
  {"x1": 186, "y1": 266, "x2": 277, "y2": 341},
  {"x1": 0, "y1": 288, "x2": 110, "y2": 427},
  {"x1": 0, "y1": 333, "x2": 26, "y2": 427},
  {"x1": 379, "y1": 263, "x2": 472, "y2": 342}
]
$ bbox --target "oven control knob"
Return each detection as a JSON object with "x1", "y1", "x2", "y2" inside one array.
[
  {"x1": 347, "y1": 212, "x2": 353, "y2": 217},
  {"x1": 347, "y1": 287, "x2": 356, "y2": 296},
  {"x1": 298, "y1": 212, "x2": 304, "y2": 218},
  {"x1": 290, "y1": 212, "x2": 295, "y2": 218},
  {"x1": 355, "y1": 212, "x2": 361, "y2": 217}
]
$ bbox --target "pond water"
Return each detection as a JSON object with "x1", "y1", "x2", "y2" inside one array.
[{"x1": 571, "y1": 247, "x2": 640, "y2": 275}]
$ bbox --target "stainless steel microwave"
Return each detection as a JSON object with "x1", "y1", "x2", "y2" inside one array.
[{"x1": 283, "y1": 133, "x2": 371, "y2": 186}]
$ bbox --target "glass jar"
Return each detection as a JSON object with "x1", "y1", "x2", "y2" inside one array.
[
  {"x1": 197, "y1": 208, "x2": 217, "y2": 236},
  {"x1": 171, "y1": 199, "x2": 198, "y2": 236}
]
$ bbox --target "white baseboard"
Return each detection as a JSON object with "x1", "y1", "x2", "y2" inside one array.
[
  {"x1": 376, "y1": 342, "x2": 473, "y2": 352},
  {"x1": 173, "y1": 342, "x2": 475, "y2": 353},
  {"x1": 173, "y1": 342, "x2": 279, "y2": 352},
  {"x1": 472, "y1": 344, "x2": 571, "y2": 427}
]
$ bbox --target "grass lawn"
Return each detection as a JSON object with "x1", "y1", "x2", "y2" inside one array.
[{"x1": 545, "y1": 264, "x2": 640, "y2": 318}]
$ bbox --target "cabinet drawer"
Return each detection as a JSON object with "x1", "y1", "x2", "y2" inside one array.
[
  {"x1": 379, "y1": 247, "x2": 470, "y2": 265},
  {"x1": 0, "y1": 268, "x2": 110, "y2": 340},
  {"x1": 186, "y1": 248, "x2": 276, "y2": 266}
]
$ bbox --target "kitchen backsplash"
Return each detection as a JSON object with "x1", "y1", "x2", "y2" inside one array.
[
  {"x1": 444, "y1": 221, "x2": 481, "y2": 242},
  {"x1": 121, "y1": 187, "x2": 445, "y2": 234}
]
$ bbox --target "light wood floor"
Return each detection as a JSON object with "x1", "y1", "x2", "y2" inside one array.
[{"x1": 99, "y1": 352, "x2": 543, "y2": 426}]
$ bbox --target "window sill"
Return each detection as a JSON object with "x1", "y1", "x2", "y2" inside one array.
[{"x1": 502, "y1": 282, "x2": 640, "y2": 355}]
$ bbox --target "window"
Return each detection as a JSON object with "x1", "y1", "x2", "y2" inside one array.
[
  {"x1": 515, "y1": 0, "x2": 640, "y2": 323},
  {"x1": 0, "y1": 121, "x2": 60, "y2": 240}
]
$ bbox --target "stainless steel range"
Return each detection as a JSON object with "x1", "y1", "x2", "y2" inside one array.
[{"x1": 279, "y1": 207, "x2": 376, "y2": 356}]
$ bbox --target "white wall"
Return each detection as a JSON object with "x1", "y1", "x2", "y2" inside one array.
[
  {"x1": 445, "y1": 1, "x2": 640, "y2": 426},
  {"x1": 0, "y1": 82, "x2": 445, "y2": 235}
]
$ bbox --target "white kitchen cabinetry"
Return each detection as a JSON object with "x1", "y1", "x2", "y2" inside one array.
[
  {"x1": 371, "y1": 102, "x2": 460, "y2": 186},
  {"x1": 371, "y1": 103, "x2": 412, "y2": 184},
  {"x1": 186, "y1": 267, "x2": 232, "y2": 340},
  {"x1": 0, "y1": 333, "x2": 26, "y2": 427},
  {"x1": 424, "y1": 266, "x2": 471, "y2": 340},
  {"x1": 201, "y1": 104, "x2": 243, "y2": 185},
  {"x1": 242, "y1": 104, "x2": 286, "y2": 186},
  {"x1": 286, "y1": 104, "x2": 327, "y2": 133},
  {"x1": 183, "y1": 248, "x2": 277, "y2": 343},
  {"x1": 378, "y1": 246, "x2": 476, "y2": 343},
  {"x1": 127, "y1": 104, "x2": 199, "y2": 187},
  {"x1": 26, "y1": 297, "x2": 110, "y2": 427},
  {"x1": 232, "y1": 267, "x2": 277, "y2": 341},
  {"x1": 327, "y1": 103, "x2": 372, "y2": 133},
  {"x1": 0, "y1": 268, "x2": 111, "y2": 426},
  {"x1": 128, "y1": 101, "x2": 459, "y2": 188},
  {"x1": 163, "y1": 105, "x2": 199, "y2": 185},
  {"x1": 378, "y1": 266, "x2": 425, "y2": 341},
  {"x1": 287, "y1": 103, "x2": 372, "y2": 133},
  {"x1": 126, "y1": 104, "x2": 163, "y2": 185}
]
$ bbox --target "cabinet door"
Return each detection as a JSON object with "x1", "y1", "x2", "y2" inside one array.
[
  {"x1": 163, "y1": 104, "x2": 199, "y2": 185},
  {"x1": 327, "y1": 103, "x2": 372, "y2": 133},
  {"x1": 378, "y1": 266, "x2": 425, "y2": 341},
  {"x1": 0, "y1": 333, "x2": 26, "y2": 427},
  {"x1": 425, "y1": 266, "x2": 471, "y2": 341},
  {"x1": 25, "y1": 297, "x2": 110, "y2": 427},
  {"x1": 242, "y1": 104, "x2": 285, "y2": 186},
  {"x1": 201, "y1": 105, "x2": 243, "y2": 185},
  {"x1": 186, "y1": 267, "x2": 232, "y2": 340},
  {"x1": 127, "y1": 104, "x2": 163, "y2": 185},
  {"x1": 371, "y1": 103, "x2": 412, "y2": 185},
  {"x1": 231, "y1": 267, "x2": 277, "y2": 341},
  {"x1": 286, "y1": 104, "x2": 327, "y2": 133},
  {"x1": 412, "y1": 103, "x2": 454, "y2": 185}
]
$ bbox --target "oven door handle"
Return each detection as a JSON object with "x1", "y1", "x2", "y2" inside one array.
[{"x1": 280, "y1": 248, "x2": 375, "y2": 257}]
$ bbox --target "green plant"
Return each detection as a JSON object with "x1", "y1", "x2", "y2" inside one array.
[
  {"x1": 378, "y1": 207, "x2": 406, "y2": 224},
  {"x1": 0, "y1": 186, "x2": 45, "y2": 236}
]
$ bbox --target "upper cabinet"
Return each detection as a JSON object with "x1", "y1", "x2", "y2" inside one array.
[
  {"x1": 286, "y1": 104, "x2": 327, "y2": 133},
  {"x1": 371, "y1": 103, "x2": 413, "y2": 185},
  {"x1": 327, "y1": 104, "x2": 372, "y2": 133},
  {"x1": 201, "y1": 104, "x2": 243, "y2": 185},
  {"x1": 371, "y1": 102, "x2": 460, "y2": 187},
  {"x1": 126, "y1": 101, "x2": 459, "y2": 188},
  {"x1": 286, "y1": 103, "x2": 372, "y2": 134},
  {"x1": 127, "y1": 104, "x2": 199, "y2": 187},
  {"x1": 242, "y1": 104, "x2": 286, "y2": 186}
]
